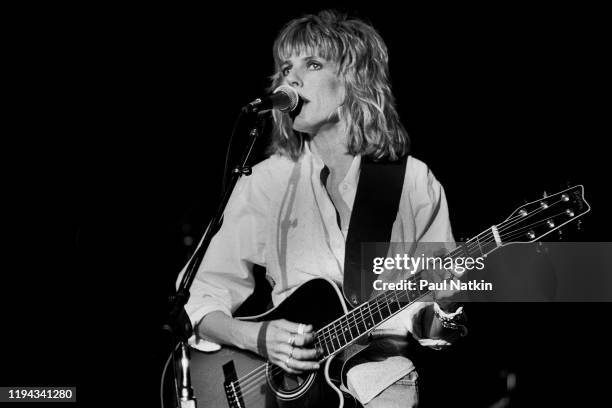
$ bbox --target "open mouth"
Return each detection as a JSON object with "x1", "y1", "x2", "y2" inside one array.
[{"x1": 289, "y1": 95, "x2": 309, "y2": 120}]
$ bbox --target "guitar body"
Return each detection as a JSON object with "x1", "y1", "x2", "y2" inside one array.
[{"x1": 190, "y1": 278, "x2": 364, "y2": 408}]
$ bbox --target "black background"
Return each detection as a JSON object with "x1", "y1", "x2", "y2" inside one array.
[{"x1": 2, "y1": 2, "x2": 609, "y2": 407}]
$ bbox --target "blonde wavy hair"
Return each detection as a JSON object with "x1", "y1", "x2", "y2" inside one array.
[{"x1": 268, "y1": 10, "x2": 410, "y2": 161}]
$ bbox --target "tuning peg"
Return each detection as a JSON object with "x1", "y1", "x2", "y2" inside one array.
[
  {"x1": 543, "y1": 191, "x2": 548, "y2": 198},
  {"x1": 557, "y1": 228, "x2": 563, "y2": 240},
  {"x1": 576, "y1": 220, "x2": 582, "y2": 231}
]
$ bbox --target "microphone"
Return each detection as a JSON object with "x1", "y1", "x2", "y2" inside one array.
[{"x1": 243, "y1": 85, "x2": 299, "y2": 113}]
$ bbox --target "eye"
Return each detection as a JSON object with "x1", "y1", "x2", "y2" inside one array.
[
  {"x1": 307, "y1": 61, "x2": 322, "y2": 70},
  {"x1": 281, "y1": 66, "x2": 291, "y2": 77}
]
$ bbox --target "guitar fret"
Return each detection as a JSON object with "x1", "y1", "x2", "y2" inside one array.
[
  {"x1": 403, "y1": 288, "x2": 412, "y2": 304},
  {"x1": 403, "y1": 289, "x2": 410, "y2": 305},
  {"x1": 321, "y1": 327, "x2": 331, "y2": 354},
  {"x1": 386, "y1": 294, "x2": 394, "y2": 314},
  {"x1": 349, "y1": 307, "x2": 360, "y2": 339},
  {"x1": 385, "y1": 296, "x2": 393, "y2": 315},
  {"x1": 395, "y1": 290, "x2": 402, "y2": 309},
  {"x1": 325, "y1": 339, "x2": 335, "y2": 355},
  {"x1": 316, "y1": 329, "x2": 330, "y2": 356},
  {"x1": 475, "y1": 235, "x2": 485, "y2": 257},
  {"x1": 376, "y1": 298, "x2": 385, "y2": 322},
  {"x1": 381, "y1": 297, "x2": 390, "y2": 320},
  {"x1": 391, "y1": 291, "x2": 401, "y2": 313},
  {"x1": 315, "y1": 338, "x2": 327, "y2": 357},
  {"x1": 357, "y1": 305, "x2": 367, "y2": 334},
  {"x1": 330, "y1": 323, "x2": 341, "y2": 350},
  {"x1": 377, "y1": 297, "x2": 386, "y2": 320},
  {"x1": 370, "y1": 298, "x2": 380, "y2": 324},
  {"x1": 318, "y1": 326, "x2": 330, "y2": 347},
  {"x1": 343, "y1": 316, "x2": 354, "y2": 344},
  {"x1": 365, "y1": 303, "x2": 375, "y2": 330},
  {"x1": 338, "y1": 317, "x2": 349, "y2": 345},
  {"x1": 414, "y1": 283, "x2": 423, "y2": 298},
  {"x1": 406, "y1": 286, "x2": 414, "y2": 302},
  {"x1": 459, "y1": 243, "x2": 470, "y2": 258}
]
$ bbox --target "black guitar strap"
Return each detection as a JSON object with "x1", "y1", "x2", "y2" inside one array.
[{"x1": 343, "y1": 154, "x2": 408, "y2": 307}]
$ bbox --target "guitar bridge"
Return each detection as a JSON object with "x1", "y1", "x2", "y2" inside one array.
[{"x1": 223, "y1": 361, "x2": 245, "y2": 408}]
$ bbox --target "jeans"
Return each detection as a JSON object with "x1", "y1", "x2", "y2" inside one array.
[{"x1": 365, "y1": 370, "x2": 419, "y2": 408}]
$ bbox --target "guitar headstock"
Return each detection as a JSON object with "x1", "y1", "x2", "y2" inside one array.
[{"x1": 499, "y1": 185, "x2": 590, "y2": 244}]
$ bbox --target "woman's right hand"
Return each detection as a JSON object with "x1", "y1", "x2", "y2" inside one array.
[
  {"x1": 198, "y1": 312, "x2": 320, "y2": 374},
  {"x1": 259, "y1": 319, "x2": 320, "y2": 374}
]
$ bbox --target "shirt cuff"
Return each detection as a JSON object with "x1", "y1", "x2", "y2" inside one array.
[
  {"x1": 346, "y1": 356, "x2": 415, "y2": 404},
  {"x1": 185, "y1": 303, "x2": 232, "y2": 351}
]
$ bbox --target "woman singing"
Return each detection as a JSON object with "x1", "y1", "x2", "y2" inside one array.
[{"x1": 182, "y1": 10, "x2": 465, "y2": 407}]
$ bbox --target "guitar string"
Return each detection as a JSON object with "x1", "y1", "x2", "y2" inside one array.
[
  {"x1": 229, "y1": 196, "x2": 577, "y2": 394},
  {"x1": 233, "y1": 209, "x2": 574, "y2": 395}
]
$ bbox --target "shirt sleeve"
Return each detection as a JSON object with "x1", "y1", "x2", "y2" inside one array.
[{"x1": 176, "y1": 166, "x2": 270, "y2": 331}]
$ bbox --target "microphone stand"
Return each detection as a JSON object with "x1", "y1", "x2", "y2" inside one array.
[{"x1": 162, "y1": 110, "x2": 265, "y2": 408}]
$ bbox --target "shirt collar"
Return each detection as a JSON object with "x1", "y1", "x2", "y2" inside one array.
[{"x1": 305, "y1": 140, "x2": 361, "y2": 188}]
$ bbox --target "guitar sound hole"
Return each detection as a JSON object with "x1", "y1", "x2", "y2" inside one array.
[{"x1": 265, "y1": 363, "x2": 316, "y2": 399}]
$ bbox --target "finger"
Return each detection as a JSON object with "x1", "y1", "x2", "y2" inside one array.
[
  {"x1": 275, "y1": 329, "x2": 295, "y2": 346},
  {"x1": 292, "y1": 332, "x2": 316, "y2": 347},
  {"x1": 268, "y1": 325, "x2": 295, "y2": 345},
  {"x1": 286, "y1": 356, "x2": 319, "y2": 371},
  {"x1": 278, "y1": 359, "x2": 301, "y2": 375},
  {"x1": 281, "y1": 343, "x2": 318, "y2": 360},
  {"x1": 276, "y1": 320, "x2": 313, "y2": 334},
  {"x1": 287, "y1": 346, "x2": 319, "y2": 361}
]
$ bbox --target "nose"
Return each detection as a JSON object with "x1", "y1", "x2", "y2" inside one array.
[{"x1": 285, "y1": 69, "x2": 303, "y2": 88}]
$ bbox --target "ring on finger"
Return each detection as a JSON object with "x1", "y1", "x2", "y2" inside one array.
[
  {"x1": 297, "y1": 323, "x2": 305, "y2": 335},
  {"x1": 285, "y1": 357, "x2": 291, "y2": 367},
  {"x1": 288, "y1": 334, "x2": 295, "y2": 346},
  {"x1": 288, "y1": 346, "x2": 294, "y2": 359}
]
